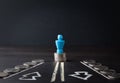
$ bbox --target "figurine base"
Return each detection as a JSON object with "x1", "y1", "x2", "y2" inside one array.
[{"x1": 54, "y1": 53, "x2": 66, "y2": 62}]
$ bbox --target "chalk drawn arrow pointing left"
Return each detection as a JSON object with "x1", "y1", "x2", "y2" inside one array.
[{"x1": 19, "y1": 72, "x2": 41, "y2": 80}]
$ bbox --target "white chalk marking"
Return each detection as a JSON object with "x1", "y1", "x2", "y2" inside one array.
[
  {"x1": 3, "y1": 62, "x2": 44, "y2": 79},
  {"x1": 80, "y1": 61, "x2": 111, "y2": 80},
  {"x1": 69, "y1": 71, "x2": 92, "y2": 80},
  {"x1": 19, "y1": 72, "x2": 41, "y2": 80}
]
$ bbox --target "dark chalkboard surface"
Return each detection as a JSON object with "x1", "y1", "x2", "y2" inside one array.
[
  {"x1": 0, "y1": 0, "x2": 116, "y2": 46},
  {"x1": 0, "y1": 46, "x2": 120, "y2": 83}
]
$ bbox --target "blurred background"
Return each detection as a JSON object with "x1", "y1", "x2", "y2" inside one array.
[{"x1": 0, "y1": 0, "x2": 115, "y2": 47}]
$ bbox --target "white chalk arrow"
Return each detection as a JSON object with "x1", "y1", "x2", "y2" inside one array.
[
  {"x1": 69, "y1": 71, "x2": 92, "y2": 80},
  {"x1": 19, "y1": 72, "x2": 41, "y2": 80}
]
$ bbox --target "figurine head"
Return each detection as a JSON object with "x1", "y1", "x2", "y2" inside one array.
[{"x1": 57, "y1": 34, "x2": 63, "y2": 40}]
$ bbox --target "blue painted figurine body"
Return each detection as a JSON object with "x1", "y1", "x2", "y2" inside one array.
[{"x1": 55, "y1": 34, "x2": 65, "y2": 55}]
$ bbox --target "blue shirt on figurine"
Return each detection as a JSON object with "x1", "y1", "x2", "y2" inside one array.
[{"x1": 55, "y1": 34, "x2": 65, "y2": 55}]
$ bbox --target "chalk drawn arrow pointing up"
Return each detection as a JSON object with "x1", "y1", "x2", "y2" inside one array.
[
  {"x1": 69, "y1": 71, "x2": 92, "y2": 80},
  {"x1": 19, "y1": 72, "x2": 41, "y2": 80}
]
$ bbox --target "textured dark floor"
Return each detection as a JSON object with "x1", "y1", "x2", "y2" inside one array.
[{"x1": 0, "y1": 46, "x2": 120, "y2": 83}]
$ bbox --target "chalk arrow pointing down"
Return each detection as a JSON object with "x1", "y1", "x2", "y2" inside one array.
[
  {"x1": 19, "y1": 72, "x2": 41, "y2": 80},
  {"x1": 69, "y1": 71, "x2": 92, "y2": 80}
]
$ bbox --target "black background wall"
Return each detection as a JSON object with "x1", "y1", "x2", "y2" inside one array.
[{"x1": 0, "y1": 0, "x2": 115, "y2": 47}]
